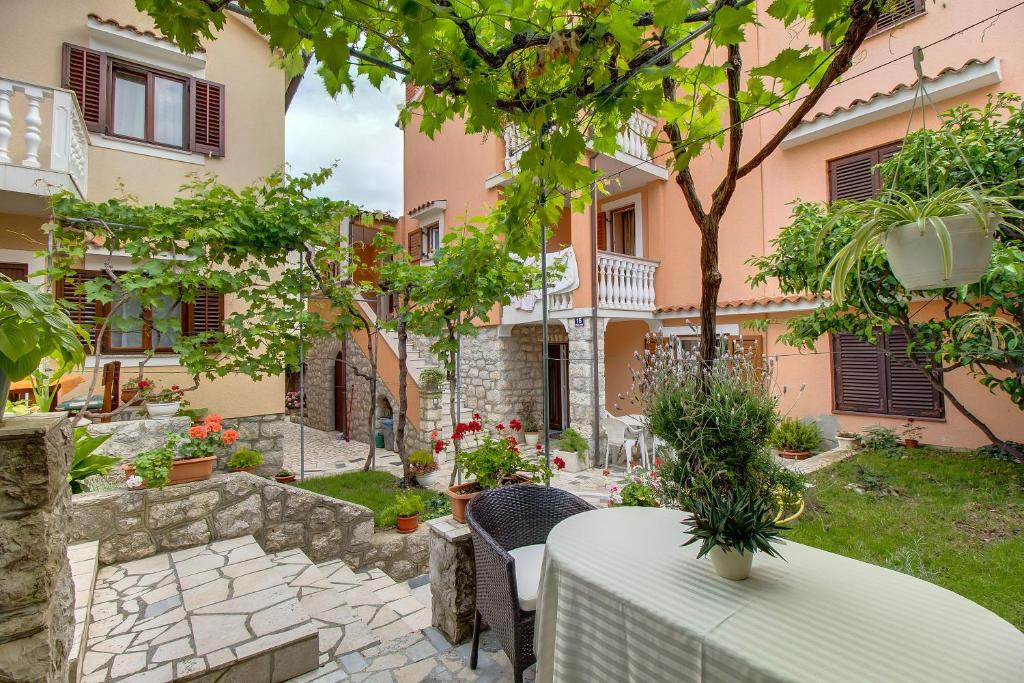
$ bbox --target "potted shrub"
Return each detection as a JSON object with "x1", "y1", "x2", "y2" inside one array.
[
  {"x1": 139, "y1": 380, "x2": 186, "y2": 420},
  {"x1": 901, "y1": 419, "x2": 924, "y2": 448},
  {"x1": 823, "y1": 187, "x2": 1024, "y2": 301},
  {"x1": 285, "y1": 391, "x2": 303, "y2": 418},
  {"x1": 835, "y1": 431, "x2": 860, "y2": 452},
  {"x1": 554, "y1": 427, "x2": 590, "y2": 472},
  {"x1": 683, "y1": 484, "x2": 788, "y2": 581},
  {"x1": 227, "y1": 448, "x2": 264, "y2": 473},
  {"x1": 125, "y1": 413, "x2": 238, "y2": 486},
  {"x1": 419, "y1": 367, "x2": 445, "y2": 396},
  {"x1": 275, "y1": 468, "x2": 297, "y2": 484},
  {"x1": 394, "y1": 491, "x2": 424, "y2": 534},
  {"x1": 440, "y1": 419, "x2": 553, "y2": 523},
  {"x1": 770, "y1": 418, "x2": 822, "y2": 460},
  {"x1": 410, "y1": 449, "x2": 440, "y2": 487},
  {"x1": 120, "y1": 378, "x2": 141, "y2": 406},
  {"x1": 521, "y1": 400, "x2": 541, "y2": 446}
]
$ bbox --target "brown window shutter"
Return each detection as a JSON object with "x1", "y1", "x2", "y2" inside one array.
[
  {"x1": 190, "y1": 78, "x2": 225, "y2": 156},
  {"x1": 832, "y1": 333, "x2": 887, "y2": 414},
  {"x1": 874, "y1": 0, "x2": 924, "y2": 33},
  {"x1": 56, "y1": 271, "x2": 103, "y2": 348},
  {"x1": 596, "y1": 212, "x2": 607, "y2": 251},
  {"x1": 0, "y1": 262, "x2": 28, "y2": 280},
  {"x1": 828, "y1": 151, "x2": 877, "y2": 202},
  {"x1": 62, "y1": 43, "x2": 106, "y2": 133},
  {"x1": 885, "y1": 328, "x2": 944, "y2": 418},
  {"x1": 186, "y1": 288, "x2": 224, "y2": 336},
  {"x1": 408, "y1": 229, "x2": 422, "y2": 262}
]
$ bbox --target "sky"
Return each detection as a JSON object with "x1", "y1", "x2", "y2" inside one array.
[{"x1": 285, "y1": 64, "x2": 404, "y2": 217}]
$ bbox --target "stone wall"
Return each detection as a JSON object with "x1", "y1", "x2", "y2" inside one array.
[
  {"x1": 426, "y1": 516, "x2": 476, "y2": 643},
  {"x1": 0, "y1": 413, "x2": 74, "y2": 683},
  {"x1": 220, "y1": 413, "x2": 285, "y2": 475},
  {"x1": 350, "y1": 526, "x2": 430, "y2": 582},
  {"x1": 70, "y1": 473, "x2": 374, "y2": 565}
]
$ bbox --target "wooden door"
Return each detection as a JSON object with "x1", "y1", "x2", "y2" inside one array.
[
  {"x1": 547, "y1": 343, "x2": 568, "y2": 431},
  {"x1": 334, "y1": 350, "x2": 347, "y2": 434}
]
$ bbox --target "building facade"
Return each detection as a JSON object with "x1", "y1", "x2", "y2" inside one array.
[
  {"x1": 389, "y1": 0, "x2": 1024, "y2": 451},
  {"x1": 0, "y1": 1, "x2": 289, "y2": 425}
]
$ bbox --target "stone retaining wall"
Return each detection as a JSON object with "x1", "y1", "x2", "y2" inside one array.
[
  {"x1": 220, "y1": 413, "x2": 285, "y2": 475},
  {"x1": 70, "y1": 473, "x2": 374, "y2": 565},
  {"x1": 350, "y1": 526, "x2": 430, "y2": 582},
  {"x1": 0, "y1": 414, "x2": 74, "y2": 683},
  {"x1": 426, "y1": 515, "x2": 476, "y2": 643}
]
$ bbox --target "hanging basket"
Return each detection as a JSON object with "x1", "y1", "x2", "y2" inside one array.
[{"x1": 884, "y1": 214, "x2": 995, "y2": 290}]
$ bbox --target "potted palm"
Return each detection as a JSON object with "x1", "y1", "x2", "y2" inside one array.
[
  {"x1": 822, "y1": 187, "x2": 1024, "y2": 302},
  {"x1": 394, "y1": 492, "x2": 424, "y2": 534},
  {"x1": 770, "y1": 418, "x2": 822, "y2": 460},
  {"x1": 227, "y1": 448, "x2": 264, "y2": 473},
  {"x1": 683, "y1": 484, "x2": 788, "y2": 581}
]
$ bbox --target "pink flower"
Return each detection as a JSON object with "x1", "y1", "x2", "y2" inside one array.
[
  {"x1": 208, "y1": 421, "x2": 222, "y2": 433},
  {"x1": 221, "y1": 429, "x2": 238, "y2": 445},
  {"x1": 553, "y1": 456, "x2": 566, "y2": 470}
]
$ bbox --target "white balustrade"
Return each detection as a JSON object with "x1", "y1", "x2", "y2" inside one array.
[
  {"x1": 502, "y1": 111, "x2": 658, "y2": 171},
  {"x1": 597, "y1": 251, "x2": 658, "y2": 311},
  {"x1": 548, "y1": 291, "x2": 574, "y2": 311},
  {"x1": 503, "y1": 124, "x2": 530, "y2": 170},
  {"x1": 0, "y1": 78, "x2": 89, "y2": 196}
]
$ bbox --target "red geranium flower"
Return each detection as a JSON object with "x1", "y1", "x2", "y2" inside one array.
[
  {"x1": 496, "y1": 423, "x2": 505, "y2": 431},
  {"x1": 433, "y1": 440, "x2": 445, "y2": 454},
  {"x1": 553, "y1": 456, "x2": 566, "y2": 470},
  {"x1": 509, "y1": 419, "x2": 522, "y2": 432},
  {"x1": 171, "y1": 384, "x2": 180, "y2": 391},
  {"x1": 473, "y1": 412, "x2": 481, "y2": 420},
  {"x1": 188, "y1": 425, "x2": 209, "y2": 439},
  {"x1": 535, "y1": 443, "x2": 542, "y2": 451},
  {"x1": 221, "y1": 429, "x2": 238, "y2": 445},
  {"x1": 138, "y1": 380, "x2": 151, "y2": 390},
  {"x1": 602, "y1": 469, "x2": 610, "y2": 477}
]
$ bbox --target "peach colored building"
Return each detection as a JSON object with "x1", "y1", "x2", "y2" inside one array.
[
  {"x1": 0, "y1": 1, "x2": 289, "y2": 420},
  {"x1": 392, "y1": 0, "x2": 1024, "y2": 451}
]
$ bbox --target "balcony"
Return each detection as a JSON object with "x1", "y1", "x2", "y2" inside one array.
[
  {"x1": 0, "y1": 78, "x2": 89, "y2": 215},
  {"x1": 487, "y1": 112, "x2": 670, "y2": 190},
  {"x1": 501, "y1": 247, "x2": 659, "y2": 326}
]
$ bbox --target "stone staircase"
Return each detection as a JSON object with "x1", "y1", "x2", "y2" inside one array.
[{"x1": 67, "y1": 536, "x2": 434, "y2": 682}]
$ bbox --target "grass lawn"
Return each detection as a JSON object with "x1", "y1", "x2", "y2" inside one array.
[
  {"x1": 294, "y1": 470, "x2": 447, "y2": 529},
  {"x1": 787, "y1": 447, "x2": 1024, "y2": 630}
]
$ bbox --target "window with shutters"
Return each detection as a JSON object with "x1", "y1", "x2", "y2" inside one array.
[
  {"x1": 0, "y1": 263, "x2": 28, "y2": 281},
  {"x1": 422, "y1": 223, "x2": 440, "y2": 260},
  {"x1": 62, "y1": 43, "x2": 224, "y2": 156},
  {"x1": 57, "y1": 270, "x2": 222, "y2": 354},
  {"x1": 832, "y1": 329, "x2": 944, "y2": 418},
  {"x1": 870, "y1": 0, "x2": 925, "y2": 35},
  {"x1": 827, "y1": 142, "x2": 901, "y2": 202}
]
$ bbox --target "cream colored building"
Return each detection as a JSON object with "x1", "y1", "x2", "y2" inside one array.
[{"x1": 0, "y1": 0, "x2": 289, "y2": 419}]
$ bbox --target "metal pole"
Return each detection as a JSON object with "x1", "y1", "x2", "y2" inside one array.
[
  {"x1": 298, "y1": 257, "x2": 306, "y2": 481},
  {"x1": 455, "y1": 334, "x2": 462, "y2": 485},
  {"x1": 539, "y1": 173, "x2": 552, "y2": 469},
  {"x1": 588, "y1": 152, "x2": 601, "y2": 465}
]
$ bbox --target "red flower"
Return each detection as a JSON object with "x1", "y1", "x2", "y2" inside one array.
[
  {"x1": 655, "y1": 457, "x2": 662, "y2": 467},
  {"x1": 221, "y1": 429, "x2": 238, "y2": 445},
  {"x1": 468, "y1": 420, "x2": 482, "y2": 432},
  {"x1": 171, "y1": 384, "x2": 180, "y2": 391},
  {"x1": 553, "y1": 456, "x2": 566, "y2": 470},
  {"x1": 535, "y1": 443, "x2": 542, "y2": 451},
  {"x1": 602, "y1": 469, "x2": 610, "y2": 477},
  {"x1": 189, "y1": 425, "x2": 209, "y2": 439},
  {"x1": 138, "y1": 380, "x2": 151, "y2": 390},
  {"x1": 496, "y1": 423, "x2": 506, "y2": 431},
  {"x1": 509, "y1": 419, "x2": 522, "y2": 432},
  {"x1": 205, "y1": 413, "x2": 222, "y2": 425},
  {"x1": 472, "y1": 412, "x2": 481, "y2": 420},
  {"x1": 433, "y1": 440, "x2": 445, "y2": 454},
  {"x1": 505, "y1": 436, "x2": 518, "y2": 446},
  {"x1": 208, "y1": 421, "x2": 222, "y2": 433}
]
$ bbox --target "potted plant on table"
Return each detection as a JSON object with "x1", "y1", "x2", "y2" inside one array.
[
  {"x1": 520, "y1": 400, "x2": 541, "y2": 446},
  {"x1": 683, "y1": 483, "x2": 788, "y2": 581},
  {"x1": 124, "y1": 413, "x2": 237, "y2": 486},
  {"x1": 275, "y1": 468, "x2": 297, "y2": 484},
  {"x1": 394, "y1": 491, "x2": 424, "y2": 534},
  {"x1": 441, "y1": 418, "x2": 553, "y2": 523},
  {"x1": 139, "y1": 380, "x2": 186, "y2": 420},
  {"x1": 227, "y1": 448, "x2": 264, "y2": 473},
  {"x1": 900, "y1": 419, "x2": 924, "y2": 448},
  {"x1": 770, "y1": 418, "x2": 822, "y2": 460},
  {"x1": 409, "y1": 449, "x2": 440, "y2": 487}
]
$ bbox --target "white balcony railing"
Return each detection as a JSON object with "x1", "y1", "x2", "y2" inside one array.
[
  {"x1": 502, "y1": 112, "x2": 657, "y2": 172},
  {"x1": 597, "y1": 251, "x2": 658, "y2": 311},
  {"x1": 0, "y1": 79, "x2": 89, "y2": 198}
]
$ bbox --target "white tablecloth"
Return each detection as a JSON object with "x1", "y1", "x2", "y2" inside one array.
[{"x1": 534, "y1": 507, "x2": 1024, "y2": 683}]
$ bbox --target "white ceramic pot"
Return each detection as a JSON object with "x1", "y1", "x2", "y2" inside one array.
[
  {"x1": 708, "y1": 546, "x2": 753, "y2": 581},
  {"x1": 836, "y1": 435, "x2": 858, "y2": 452},
  {"x1": 524, "y1": 432, "x2": 540, "y2": 447},
  {"x1": 146, "y1": 401, "x2": 180, "y2": 421},
  {"x1": 554, "y1": 449, "x2": 590, "y2": 473},
  {"x1": 884, "y1": 213, "x2": 995, "y2": 290},
  {"x1": 417, "y1": 471, "x2": 440, "y2": 488}
]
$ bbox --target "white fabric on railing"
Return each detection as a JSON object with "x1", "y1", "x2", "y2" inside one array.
[
  {"x1": 515, "y1": 246, "x2": 579, "y2": 310},
  {"x1": 535, "y1": 507, "x2": 1024, "y2": 683}
]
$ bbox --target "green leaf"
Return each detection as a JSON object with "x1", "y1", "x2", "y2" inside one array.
[{"x1": 711, "y1": 5, "x2": 755, "y2": 46}]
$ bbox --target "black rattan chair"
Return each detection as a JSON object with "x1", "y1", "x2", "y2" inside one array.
[{"x1": 465, "y1": 484, "x2": 594, "y2": 683}]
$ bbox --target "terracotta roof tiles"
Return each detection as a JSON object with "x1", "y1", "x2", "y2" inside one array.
[
  {"x1": 88, "y1": 14, "x2": 205, "y2": 53},
  {"x1": 657, "y1": 292, "x2": 827, "y2": 315}
]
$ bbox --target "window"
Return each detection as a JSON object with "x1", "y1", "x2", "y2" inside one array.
[
  {"x1": 608, "y1": 207, "x2": 636, "y2": 255},
  {"x1": 871, "y1": 0, "x2": 925, "y2": 35},
  {"x1": 0, "y1": 263, "x2": 28, "y2": 280},
  {"x1": 56, "y1": 270, "x2": 222, "y2": 353},
  {"x1": 832, "y1": 329, "x2": 944, "y2": 418},
  {"x1": 408, "y1": 223, "x2": 440, "y2": 262},
  {"x1": 62, "y1": 43, "x2": 224, "y2": 155},
  {"x1": 827, "y1": 142, "x2": 901, "y2": 202}
]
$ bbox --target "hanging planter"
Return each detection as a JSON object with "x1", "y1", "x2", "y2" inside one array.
[{"x1": 884, "y1": 213, "x2": 996, "y2": 290}]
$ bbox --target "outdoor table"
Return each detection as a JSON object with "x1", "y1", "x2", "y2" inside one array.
[
  {"x1": 534, "y1": 506, "x2": 1024, "y2": 683},
  {"x1": 7, "y1": 373, "x2": 85, "y2": 404}
]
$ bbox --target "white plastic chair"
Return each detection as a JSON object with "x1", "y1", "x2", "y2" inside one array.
[{"x1": 601, "y1": 415, "x2": 645, "y2": 470}]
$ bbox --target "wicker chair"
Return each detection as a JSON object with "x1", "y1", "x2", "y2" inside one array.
[{"x1": 466, "y1": 484, "x2": 594, "y2": 683}]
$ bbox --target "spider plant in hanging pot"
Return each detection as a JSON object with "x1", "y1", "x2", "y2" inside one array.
[{"x1": 821, "y1": 187, "x2": 1024, "y2": 301}]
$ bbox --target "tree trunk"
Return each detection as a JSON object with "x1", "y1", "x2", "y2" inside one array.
[
  {"x1": 362, "y1": 328, "x2": 379, "y2": 471},
  {"x1": 396, "y1": 292, "x2": 411, "y2": 486},
  {"x1": 698, "y1": 220, "x2": 723, "y2": 368}
]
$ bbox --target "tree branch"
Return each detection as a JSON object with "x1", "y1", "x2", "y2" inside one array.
[{"x1": 710, "y1": 39, "x2": 744, "y2": 217}]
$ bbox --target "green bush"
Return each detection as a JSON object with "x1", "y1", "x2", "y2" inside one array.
[
  {"x1": 226, "y1": 448, "x2": 264, "y2": 470},
  {"x1": 770, "y1": 418, "x2": 822, "y2": 453},
  {"x1": 556, "y1": 427, "x2": 588, "y2": 460},
  {"x1": 393, "y1": 491, "x2": 425, "y2": 518},
  {"x1": 68, "y1": 427, "x2": 119, "y2": 494},
  {"x1": 134, "y1": 444, "x2": 174, "y2": 488},
  {"x1": 862, "y1": 425, "x2": 901, "y2": 454},
  {"x1": 619, "y1": 481, "x2": 659, "y2": 507},
  {"x1": 977, "y1": 441, "x2": 1023, "y2": 463}
]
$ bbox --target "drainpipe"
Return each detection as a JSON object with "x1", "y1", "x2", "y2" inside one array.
[{"x1": 589, "y1": 152, "x2": 601, "y2": 463}]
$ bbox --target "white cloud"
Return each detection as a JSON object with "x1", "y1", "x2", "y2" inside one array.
[{"x1": 285, "y1": 65, "x2": 404, "y2": 216}]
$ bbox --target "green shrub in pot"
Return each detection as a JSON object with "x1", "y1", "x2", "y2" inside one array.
[
  {"x1": 226, "y1": 448, "x2": 264, "y2": 471},
  {"x1": 770, "y1": 418, "x2": 822, "y2": 455}
]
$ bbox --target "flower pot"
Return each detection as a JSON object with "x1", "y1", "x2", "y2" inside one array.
[
  {"x1": 708, "y1": 546, "x2": 753, "y2": 581},
  {"x1": 146, "y1": 401, "x2": 180, "y2": 421},
  {"x1": 230, "y1": 466, "x2": 258, "y2": 474},
  {"x1": 123, "y1": 455, "x2": 216, "y2": 487},
  {"x1": 446, "y1": 481, "x2": 483, "y2": 523},
  {"x1": 884, "y1": 214, "x2": 995, "y2": 290},
  {"x1": 396, "y1": 513, "x2": 420, "y2": 534},
  {"x1": 524, "y1": 432, "x2": 540, "y2": 447},
  {"x1": 416, "y1": 470, "x2": 440, "y2": 488},
  {"x1": 554, "y1": 449, "x2": 589, "y2": 473},
  {"x1": 121, "y1": 387, "x2": 139, "y2": 405},
  {"x1": 275, "y1": 474, "x2": 296, "y2": 484},
  {"x1": 836, "y1": 436, "x2": 859, "y2": 452},
  {"x1": 904, "y1": 438, "x2": 919, "y2": 449},
  {"x1": 779, "y1": 450, "x2": 811, "y2": 460}
]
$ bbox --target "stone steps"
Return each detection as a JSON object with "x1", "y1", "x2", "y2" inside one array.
[
  {"x1": 68, "y1": 541, "x2": 100, "y2": 683},
  {"x1": 78, "y1": 536, "x2": 319, "y2": 682}
]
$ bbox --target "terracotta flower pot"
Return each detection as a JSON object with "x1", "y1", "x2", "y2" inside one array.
[
  {"x1": 779, "y1": 450, "x2": 811, "y2": 460},
  {"x1": 275, "y1": 474, "x2": 296, "y2": 484},
  {"x1": 230, "y1": 466, "x2": 258, "y2": 474},
  {"x1": 396, "y1": 513, "x2": 420, "y2": 534},
  {"x1": 121, "y1": 387, "x2": 139, "y2": 405},
  {"x1": 123, "y1": 455, "x2": 216, "y2": 487},
  {"x1": 904, "y1": 439, "x2": 919, "y2": 449},
  {"x1": 446, "y1": 481, "x2": 484, "y2": 523}
]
